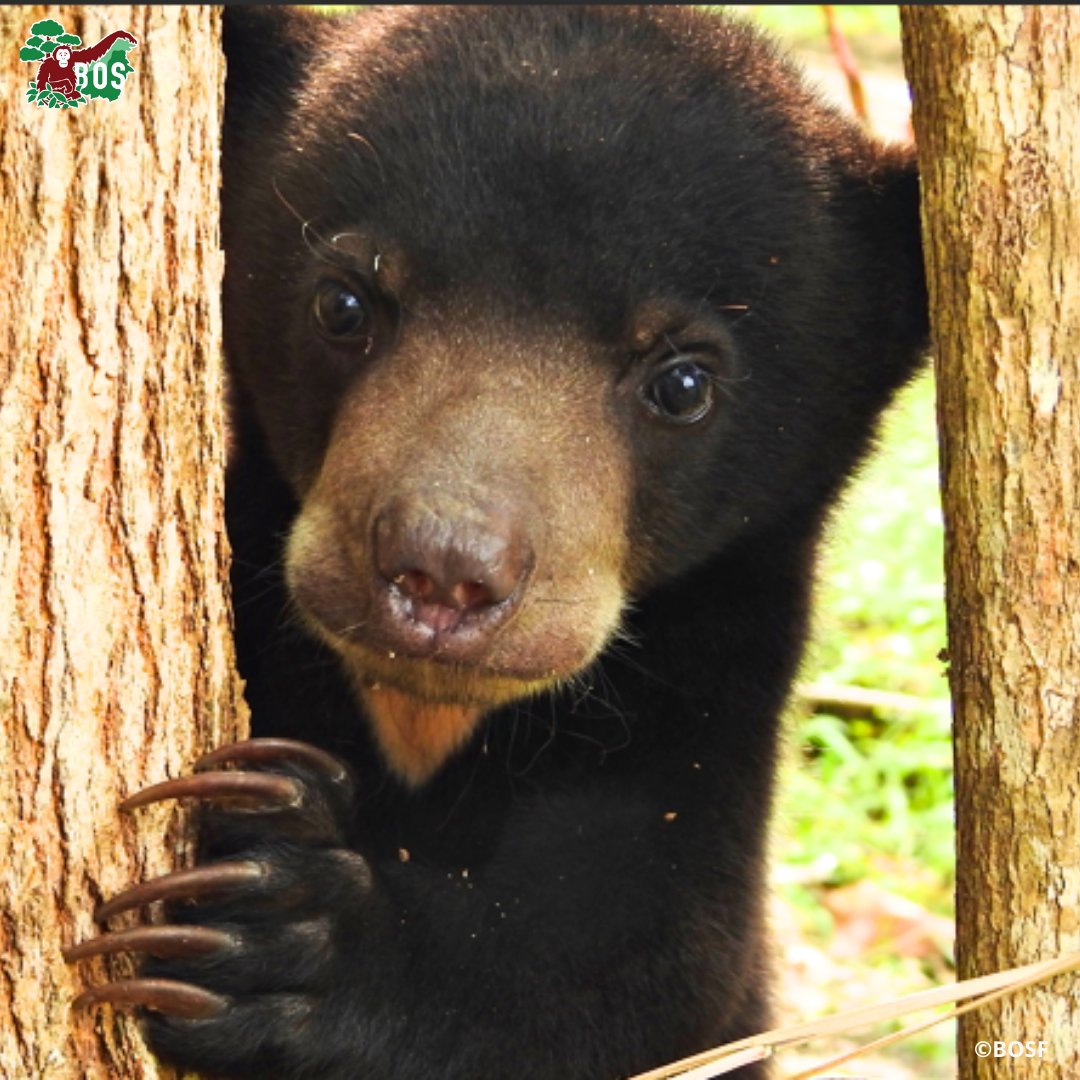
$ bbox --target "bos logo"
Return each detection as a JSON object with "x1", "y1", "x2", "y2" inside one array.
[{"x1": 20, "y1": 18, "x2": 137, "y2": 109}]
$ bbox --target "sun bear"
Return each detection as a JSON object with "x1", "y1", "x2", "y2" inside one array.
[{"x1": 66, "y1": 7, "x2": 928, "y2": 1078}]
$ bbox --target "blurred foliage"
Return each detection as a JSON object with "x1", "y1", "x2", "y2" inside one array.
[{"x1": 727, "y1": 5, "x2": 901, "y2": 54}]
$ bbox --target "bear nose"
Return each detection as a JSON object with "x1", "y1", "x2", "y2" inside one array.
[{"x1": 374, "y1": 497, "x2": 532, "y2": 626}]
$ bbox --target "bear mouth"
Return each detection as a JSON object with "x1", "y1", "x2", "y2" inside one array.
[
  {"x1": 348, "y1": 579, "x2": 529, "y2": 670},
  {"x1": 333, "y1": 635, "x2": 553, "y2": 706},
  {"x1": 295, "y1": 586, "x2": 564, "y2": 694}
]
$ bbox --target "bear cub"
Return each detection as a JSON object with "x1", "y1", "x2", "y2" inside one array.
[{"x1": 69, "y1": 7, "x2": 927, "y2": 1079}]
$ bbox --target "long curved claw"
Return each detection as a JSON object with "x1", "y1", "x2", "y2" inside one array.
[
  {"x1": 73, "y1": 977, "x2": 230, "y2": 1019},
  {"x1": 196, "y1": 738, "x2": 351, "y2": 785},
  {"x1": 121, "y1": 770, "x2": 303, "y2": 812},
  {"x1": 95, "y1": 861, "x2": 265, "y2": 923},
  {"x1": 64, "y1": 924, "x2": 235, "y2": 963}
]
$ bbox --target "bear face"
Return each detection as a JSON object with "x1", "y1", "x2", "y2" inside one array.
[
  {"x1": 223, "y1": 6, "x2": 926, "y2": 783},
  {"x1": 71, "y1": 9, "x2": 928, "y2": 1080}
]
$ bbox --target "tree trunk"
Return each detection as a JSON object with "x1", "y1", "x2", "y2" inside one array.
[
  {"x1": 0, "y1": 7, "x2": 242, "y2": 1078},
  {"x1": 901, "y1": 6, "x2": 1080, "y2": 1077}
]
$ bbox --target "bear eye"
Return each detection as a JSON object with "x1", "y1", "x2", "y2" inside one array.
[
  {"x1": 641, "y1": 357, "x2": 715, "y2": 424},
  {"x1": 313, "y1": 279, "x2": 370, "y2": 340}
]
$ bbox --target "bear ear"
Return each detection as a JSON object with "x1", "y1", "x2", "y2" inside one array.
[
  {"x1": 223, "y1": 7, "x2": 325, "y2": 126},
  {"x1": 840, "y1": 144, "x2": 930, "y2": 354}
]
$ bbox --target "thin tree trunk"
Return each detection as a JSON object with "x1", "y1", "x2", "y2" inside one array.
[
  {"x1": 901, "y1": 6, "x2": 1080, "y2": 1077},
  {"x1": 0, "y1": 7, "x2": 242, "y2": 1077}
]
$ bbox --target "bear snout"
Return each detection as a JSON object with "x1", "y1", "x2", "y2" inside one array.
[{"x1": 372, "y1": 495, "x2": 534, "y2": 638}]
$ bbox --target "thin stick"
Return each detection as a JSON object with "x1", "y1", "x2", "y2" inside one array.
[
  {"x1": 784, "y1": 973, "x2": 1049, "y2": 1080},
  {"x1": 627, "y1": 950, "x2": 1080, "y2": 1080}
]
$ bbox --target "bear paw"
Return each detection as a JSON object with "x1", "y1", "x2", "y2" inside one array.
[{"x1": 65, "y1": 739, "x2": 369, "y2": 1075}]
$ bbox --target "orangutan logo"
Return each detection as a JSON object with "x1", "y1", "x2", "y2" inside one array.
[{"x1": 20, "y1": 18, "x2": 137, "y2": 109}]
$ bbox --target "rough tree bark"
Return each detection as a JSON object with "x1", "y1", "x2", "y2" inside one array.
[
  {"x1": 901, "y1": 7, "x2": 1080, "y2": 1078},
  {"x1": 0, "y1": 7, "x2": 242, "y2": 1078}
]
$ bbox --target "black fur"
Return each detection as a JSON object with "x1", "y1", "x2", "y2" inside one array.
[{"x1": 140, "y1": 7, "x2": 927, "y2": 1078}]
